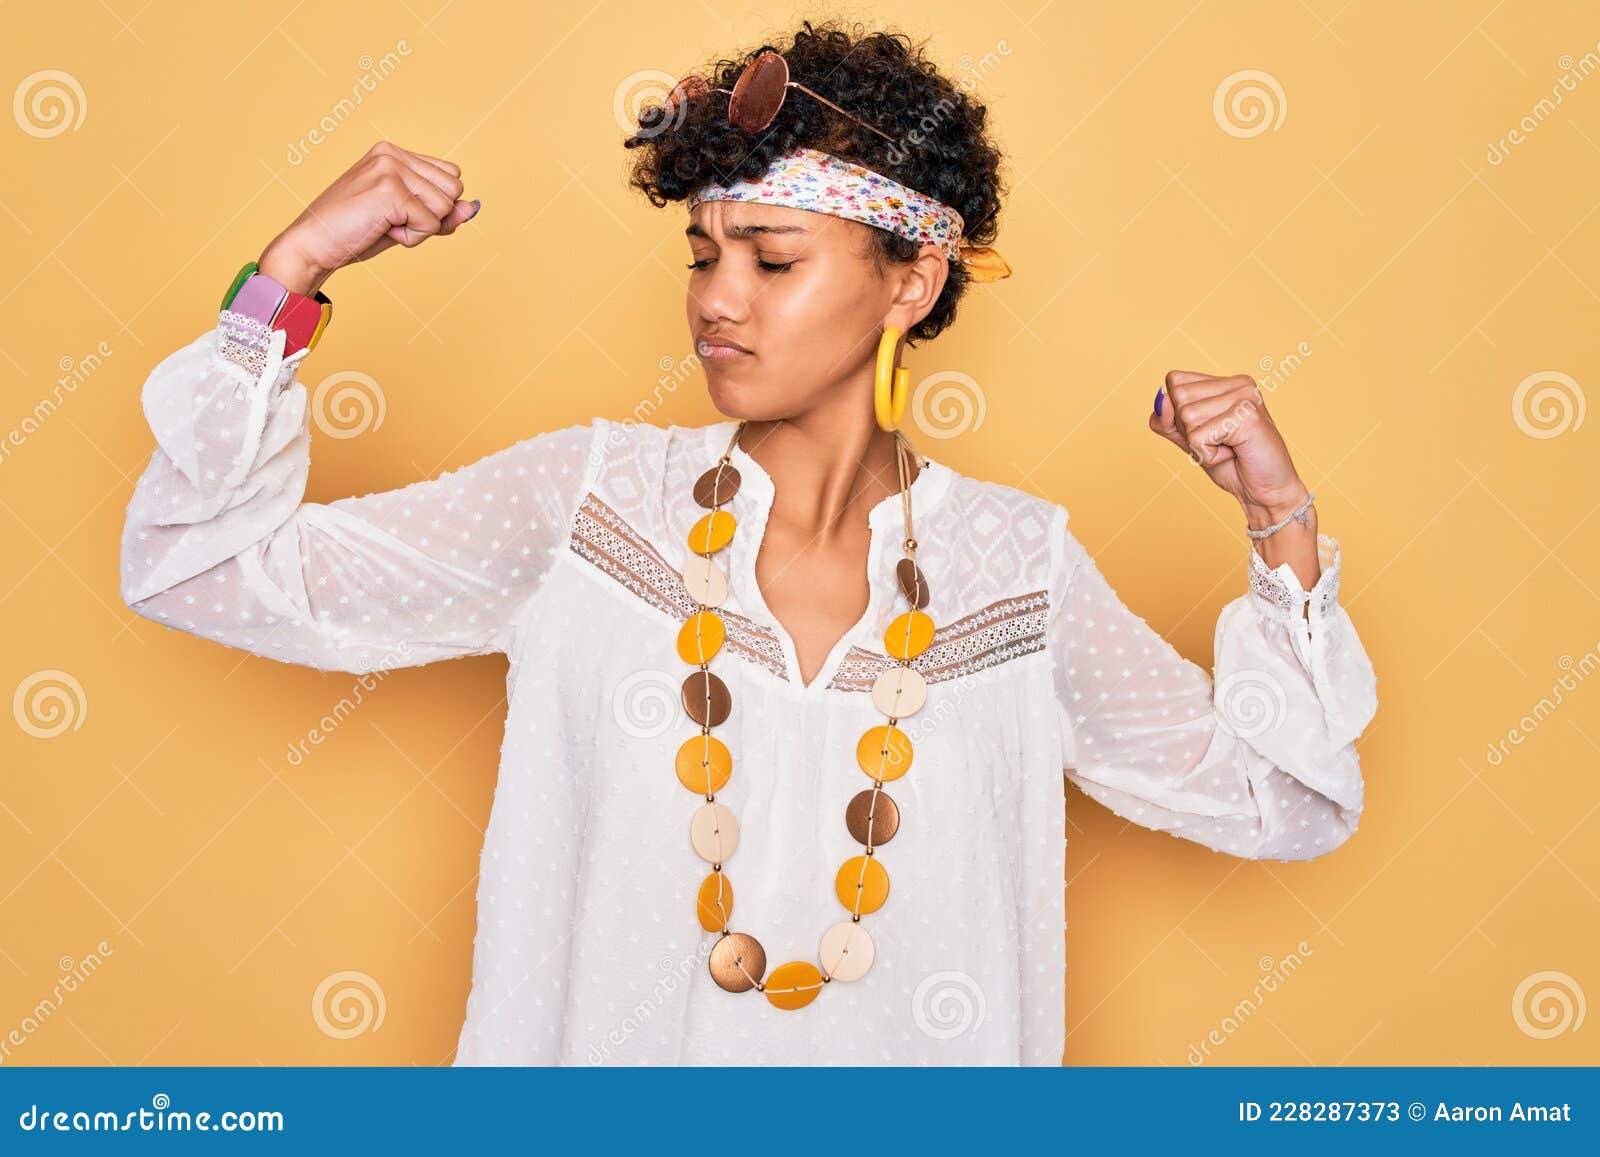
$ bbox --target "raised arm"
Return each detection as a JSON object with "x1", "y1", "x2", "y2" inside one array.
[
  {"x1": 119, "y1": 142, "x2": 596, "y2": 673},
  {"x1": 1049, "y1": 368, "x2": 1379, "y2": 860},
  {"x1": 1049, "y1": 512, "x2": 1377, "y2": 860}
]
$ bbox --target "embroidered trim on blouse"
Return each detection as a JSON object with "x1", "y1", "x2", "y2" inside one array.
[
  {"x1": 826, "y1": 590, "x2": 1051, "y2": 690},
  {"x1": 569, "y1": 492, "x2": 1051, "y2": 688},
  {"x1": 569, "y1": 492, "x2": 789, "y2": 679}
]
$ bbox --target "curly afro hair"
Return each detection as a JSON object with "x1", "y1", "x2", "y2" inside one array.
[{"x1": 624, "y1": 19, "x2": 1007, "y2": 345}]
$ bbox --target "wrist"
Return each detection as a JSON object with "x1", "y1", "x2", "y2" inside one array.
[
  {"x1": 1242, "y1": 483, "x2": 1313, "y2": 531},
  {"x1": 257, "y1": 238, "x2": 327, "y2": 297}
]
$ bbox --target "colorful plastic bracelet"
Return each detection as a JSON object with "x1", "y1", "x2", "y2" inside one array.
[{"x1": 220, "y1": 260, "x2": 333, "y2": 354}]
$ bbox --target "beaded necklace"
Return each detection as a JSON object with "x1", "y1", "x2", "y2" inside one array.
[{"x1": 675, "y1": 420, "x2": 936, "y2": 1008}]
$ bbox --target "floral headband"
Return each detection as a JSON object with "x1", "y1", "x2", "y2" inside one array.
[{"x1": 686, "y1": 146, "x2": 1012, "y2": 282}]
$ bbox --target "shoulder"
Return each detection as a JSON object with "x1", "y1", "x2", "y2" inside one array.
[{"x1": 933, "y1": 460, "x2": 1070, "y2": 536}]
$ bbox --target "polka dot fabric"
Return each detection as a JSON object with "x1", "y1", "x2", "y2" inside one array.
[{"x1": 119, "y1": 313, "x2": 1378, "y2": 1065}]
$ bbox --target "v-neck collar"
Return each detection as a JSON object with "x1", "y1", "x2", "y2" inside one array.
[{"x1": 698, "y1": 419, "x2": 953, "y2": 693}]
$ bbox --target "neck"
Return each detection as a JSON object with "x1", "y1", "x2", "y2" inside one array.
[{"x1": 735, "y1": 389, "x2": 918, "y2": 544}]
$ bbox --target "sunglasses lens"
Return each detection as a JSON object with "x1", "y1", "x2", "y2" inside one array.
[{"x1": 728, "y1": 51, "x2": 788, "y2": 132}]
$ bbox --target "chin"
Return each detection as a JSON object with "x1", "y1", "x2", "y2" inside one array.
[{"x1": 703, "y1": 374, "x2": 791, "y2": 422}]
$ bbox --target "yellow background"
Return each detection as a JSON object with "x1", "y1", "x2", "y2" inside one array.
[{"x1": 2, "y1": 0, "x2": 1595, "y2": 1065}]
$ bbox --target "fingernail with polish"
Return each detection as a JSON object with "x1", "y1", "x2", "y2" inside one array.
[{"x1": 1153, "y1": 388, "x2": 1165, "y2": 417}]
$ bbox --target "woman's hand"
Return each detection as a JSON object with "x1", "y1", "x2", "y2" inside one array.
[
  {"x1": 257, "y1": 141, "x2": 480, "y2": 296},
  {"x1": 1149, "y1": 370, "x2": 1310, "y2": 530}
]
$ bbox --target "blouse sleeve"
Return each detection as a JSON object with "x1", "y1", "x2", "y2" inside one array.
[
  {"x1": 1047, "y1": 505, "x2": 1378, "y2": 861},
  {"x1": 118, "y1": 310, "x2": 596, "y2": 673}
]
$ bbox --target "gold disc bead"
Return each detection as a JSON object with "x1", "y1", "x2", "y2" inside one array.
[
  {"x1": 675, "y1": 733, "x2": 732, "y2": 794},
  {"x1": 835, "y1": 854, "x2": 891, "y2": 915},
  {"x1": 884, "y1": 610, "x2": 935, "y2": 660},
  {"x1": 696, "y1": 872, "x2": 734, "y2": 932},
  {"x1": 687, "y1": 510, "x2": 736, "y2": 555},
  {"x1": 764, "y1": 961, "x2": 825, "y2": 1010},
  {"x1": 856, "y1": 724, "x2": 914, "y2": 782},
  {"x1": 676, "y1": 610, "x2": 726, "y2": 664}
]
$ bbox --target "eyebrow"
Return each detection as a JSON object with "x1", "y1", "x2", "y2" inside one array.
[{"x1": 685, "y1": 221, "x2": 812, "y2": 240}]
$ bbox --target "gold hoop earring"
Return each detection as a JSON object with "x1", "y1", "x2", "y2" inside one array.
[{"x1": 875, "y1": 326, "x2": 910, "y2": 432}]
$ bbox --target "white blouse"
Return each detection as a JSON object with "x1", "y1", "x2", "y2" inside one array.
[{"x1": 119, "y1": 312, "x2": 1378, "y2": 1065}]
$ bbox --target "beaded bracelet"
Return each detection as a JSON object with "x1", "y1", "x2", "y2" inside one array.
[{"x1": 1245, "y1": 490, "x2": 1316, "y2": 541}]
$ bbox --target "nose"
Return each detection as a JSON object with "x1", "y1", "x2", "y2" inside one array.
[{"x1": 690, "y1": 255, "x2": 757, "y2": 328}]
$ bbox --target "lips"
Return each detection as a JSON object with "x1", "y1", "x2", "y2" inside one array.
[{"x1": 697, "y1": 335, "x2": 752, "y2": 360}]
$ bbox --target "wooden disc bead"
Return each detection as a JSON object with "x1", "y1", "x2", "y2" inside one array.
[
  {"x1": 845, "y1": 788, "x2": 900, "y2": 846},
  {"x1": 681, "y1": 555, "x2": 728, "y2": 607},
  {"x1": 675, "y1": 733, "x2": 731, "y2": 794},
  {"x1": 690, "y1": 802, "x2": 739, "y2": 863},
  {"x1": 687, "y1": 510, "x2": 736, "y2": 554},
  {"x1": 835, "y1": 854, "x2": 890, "y2": 915},
  {"x1": 764, "y1": 961, "x2": 825, "y2": 1010},
  {"x1": 708, "y1": 932, "x2": 765, "y2": 992},
  {"x1": 819, "y1": 921, "x2": 876, "y2": 982},
  {"x1": 681, "y1": 670, "x2": 731, "y2": 726},
  {"x1": 870, "y1": 664, "x2": 927, "y2": 718},
  {"x1": 856, "y1": 724, "x2": 913, "y2": 782},
  {"x1": 693, "y1": 463, "x2": 741, "y2": 508},
  {"x1": 884, "y1": 610, "x2": 935, "y2": 660},
  {"x1": 896, "y1": 557, "x2": 930, "y2": 609},
  {"x1": 676, "y1": 610, "x2": 725, "y2": 664},
  {"x1": 696, "y1": 872, "x2": 733, "y2": 932}
]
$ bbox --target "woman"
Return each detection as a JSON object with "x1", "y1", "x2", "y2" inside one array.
[{"x1": 118, "y1": 22, "x2": 1376, "y2": 1065}]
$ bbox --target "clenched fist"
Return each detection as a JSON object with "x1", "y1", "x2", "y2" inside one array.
[
  {"x1": 257, "y1": 141, "x2": 480, "y2": 296},
  {"x1": 1150, "y1": 370, "x2": 1311, "y2": 531}
]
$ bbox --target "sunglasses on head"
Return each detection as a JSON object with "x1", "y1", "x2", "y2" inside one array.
[{"x1": 662, "y1": 51, "x2": 897, "y2": 145}]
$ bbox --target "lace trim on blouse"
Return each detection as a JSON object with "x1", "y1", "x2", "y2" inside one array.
[{"x1": 1247, "y1": 532, "x2": 1342, "y2": 627}]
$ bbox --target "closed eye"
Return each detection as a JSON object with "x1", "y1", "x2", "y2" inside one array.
[{"x1": 684, "y1": 257, "x2": 796, "y2": 273}]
